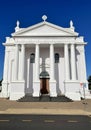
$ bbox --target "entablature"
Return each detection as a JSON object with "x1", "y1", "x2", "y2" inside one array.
[{"x1": 3, "y1": 35, "x2": 86, "y2": 46}]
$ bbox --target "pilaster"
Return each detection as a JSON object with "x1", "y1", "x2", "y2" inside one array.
[
  {"x1": 64, "y1": 44, "x2": 70, "y2": 80},
  {"x1": 2, "y1": 48, "x2": 10, "y2": 97},
  {"x1": 50, "y1": 44, "x2": 55, "y2": 81},
  {"x1": 3, "y1": 49, "x2": 9, "y2": 82},
  {"x1": 35, "y1": 44, "x2": 40, "y2": 81},
  {"x1": 21, "y1": 44, "x2": 25, "y2": 80},
  {"x1": 15, "y1": 44, "x2": 19, "y2": 80},
  {"x1": 77, "y1": 45, "x2": 87, "y2": 83},
  {"x1": 70, "y1": 44, "x2": 76, "y2": 80},
  {"x1": 33, "y1": 43, "x2": 40, "y2": 97},
  {"x1": 49, "y1": 43, "x2": 57, "y2": 97}
]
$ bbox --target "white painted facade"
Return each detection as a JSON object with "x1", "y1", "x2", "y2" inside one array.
[{"x1": 1, "y1": 16, "x2": 91, "y2": 101}]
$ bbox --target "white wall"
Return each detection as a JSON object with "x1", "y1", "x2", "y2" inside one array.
[
  {"x1": 54, "y1": 47, "x2": 65, "y2": 95},
  {"x1": 25, "y1": 47, "x2": 35, "y2": 95},
  {"x1": 40, "y1": 47, "x2": 50, "y2": 73},
  {"x1": 2, "y1": 45, "x2": 15, "y2": 97},
  {"x1": 25, "y1": 46, "x2": 65, "y2": 96}
]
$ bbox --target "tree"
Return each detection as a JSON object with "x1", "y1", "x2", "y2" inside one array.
[{"x1": 88, "y1": 75, "x2": 91, "y2": 90}]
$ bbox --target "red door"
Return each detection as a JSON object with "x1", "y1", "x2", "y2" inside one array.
[{"x1": 40, "y1": 78, "x2": 49, "y2": 94}]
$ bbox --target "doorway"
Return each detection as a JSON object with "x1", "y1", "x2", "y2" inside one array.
[{"x1": 40, "y1": 78, "x2": 49, "y2": 94}]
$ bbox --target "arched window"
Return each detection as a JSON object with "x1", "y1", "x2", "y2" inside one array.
[
  {"x1": 30, "y1": 53, "x2": 35, "y2": 63},
  {"x1": 55, "y1": 53, "x2": 59, "y2": 63}
]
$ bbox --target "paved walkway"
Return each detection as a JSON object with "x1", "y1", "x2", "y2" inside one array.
[{"x1": 0, "y1": 98, "x2": 91, "y2": 115}]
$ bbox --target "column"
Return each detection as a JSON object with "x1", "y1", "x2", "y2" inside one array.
[
  {"x1": 71, "y1": 44, "x2": 76, "y2": 80},
  {"x1": 35, "y1": 44, "x2": 40, "y2": 81},
  {"x1": 33, "y1": 44, "x2": 40, "y2": 97},
  {"x1": 49, "y1": 43, "x2": 57, "y2": 97},
  {"x1": 50, "y1": 44, "x2": 55, "y2": 81},
  {"x1": 21, "y1": 44, "x2": 25, "y2": 80},
  {"x1": 2, "y1": 48, "x2": 10, "y2": 97},
  {"x1": 64, "y1": 44, "x2": 70, "y2": 80},
  {"x1": 15, "y1": 44, "x2": 19, "y2": 80},
  {"x1": 79, "y1": 45, "x2": 87, "y2": 81}
]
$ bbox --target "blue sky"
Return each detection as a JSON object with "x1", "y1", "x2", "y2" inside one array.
[{"x1": 0, "y1": 0, "x2": 91, "y2": 80}]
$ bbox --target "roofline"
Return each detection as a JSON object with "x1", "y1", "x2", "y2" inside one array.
[
  {"x1": 12, "y1": 21, "x2": 78, "y2": 37},
  {"x1": 12, "y1": 21, "x2": 44, "y2": 36},
  {"x1": 12, "y1": 34, "x2": 78, "y2": 37}
]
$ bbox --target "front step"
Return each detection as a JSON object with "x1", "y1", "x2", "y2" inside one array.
[
  {"x1": 18, "y1": 95, "x2": 73, "y2": 102},
  {"x1": 50, "y1": 95, "x2": 73, "y2": 102},
  {"x1": 18, "y1": 95, "x2": 40, "y2": 102},
  {"x1": 40, "y1": 95, "x2": 51, "y2": 102}
]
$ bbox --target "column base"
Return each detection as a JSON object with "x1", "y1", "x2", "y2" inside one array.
[
  {"x1": 49, "y1": 80, "x2": 57, "y2": 97},
  {"x1": 65, "y1": 92, "x2": 81, "y2": 101},
  {"x1": 79, "y1": 81, "x2": 91, "y2": 99},
  {"x1": 33, "y1": 81, "x2": 40, "y2": 97},
  {"x1": 10, "y1": 80, "x2": 25, "y2": 100},
  {"x1": 1, "y1": 81, "x2": 9, "y2": 98}
]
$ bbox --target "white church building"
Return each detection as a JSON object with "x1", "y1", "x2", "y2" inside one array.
[{"x1": 1, "y1": 15, "x2": 91, "y2": 101}]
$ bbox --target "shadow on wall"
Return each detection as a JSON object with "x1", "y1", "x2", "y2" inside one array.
[
  {"x1": 25, "y1": 57, "x2": 33, "y2": 95},
  {"x1": 55, "y1": 63, "x2": 61, "y2": 95},
  {"x1": 75, "y1": 48, "x2": 80, "y2": 80}
]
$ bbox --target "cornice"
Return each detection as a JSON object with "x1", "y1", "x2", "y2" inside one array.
[{"x1": 3, "y1": 43, "x2": 15, "y2": 46}]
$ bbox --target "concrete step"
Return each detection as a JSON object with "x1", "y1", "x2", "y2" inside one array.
[
  {"x1": 18, "y1": 96, "x2": 40, "y2": 102},
  {"x1": 39, "y1": 95, "x2": 51, "y2": 102},
  {"x1": 50, "y1": 96, "x2": 73, "y2": 102},
  {"x1": 18, "y1": 95, "x2": 73, "y2": 102}
]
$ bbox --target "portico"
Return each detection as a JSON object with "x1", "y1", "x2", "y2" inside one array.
[{"x1": 1, "y1": 15, "x2": 90, "y2": 101}]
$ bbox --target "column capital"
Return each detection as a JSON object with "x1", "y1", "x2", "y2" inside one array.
[
  {"x1": 34, "y1": 41, "x2": 40, "y2": 45},
  {"x1": 21, "y1": 44, "x2": 25, "y2": 46},
  {"x1": 14, "y1": 42, "x2": 20, "y2": 45},
  {"x1": 64, "y1": 43, "x2": 69, "y2": 45},
  {"x1": 49, "y1": 42, "x2": 55, "y2": 45},
  {"x1": 21, "y1": 44, "x2": 25, "y2": 49},
  {"x1": 50, "y1": 43, "x2": 54, "y2": 46},
  {"x1": 35, "y1": 43, "x2": 39, "y2": 45},
  {"x1": 70, "y1": 43, "x2": 75, "y2": 45},
  {"x1": 15, "y1": 43, "x2": 19, "y2": 46},
  {"x1": 76, "y1": 45, "x2": 85, "y2": 53}
]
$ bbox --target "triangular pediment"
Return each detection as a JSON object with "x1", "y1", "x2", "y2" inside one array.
[{"x1": 12, "y1": 21, "x2": 78, "y2": 37}]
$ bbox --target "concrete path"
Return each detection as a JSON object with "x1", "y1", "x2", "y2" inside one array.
[{"x1": 0, "y1": 98, "x2": 91, "y2": 115}]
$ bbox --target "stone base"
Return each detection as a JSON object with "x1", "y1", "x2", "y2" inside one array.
[
  {"x1": 64, "y1": 80, "x2": 81, "y2": 101},
  {"x1": 79, "y1": 81, "x2": 91, "y2": 99},
  {"x1": 49, "y1": 80, "x2": 57, "y2": 97},
  {"x1": 10, "y1": 80, "x2": 25, "y2": 100},
  {"x1": 33, "y1": 81, "x2": 40, "y2": 97},
  {"x1": 65, "y1": 92, "x2": 81, "y2": 101},
  {"x1": 81, "y1": 89, "x2": 91, "y2": 99},
  {"x1": 64, "y1": 80, "x2": 91, "y2": 100},
  {"x1": 1, "y1": 81, "x2": 9, "y2": 98}
]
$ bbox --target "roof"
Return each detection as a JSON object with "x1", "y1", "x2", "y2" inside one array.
[{"x1": 12, "y1": 21, "x2": 78, "y2": 37}]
